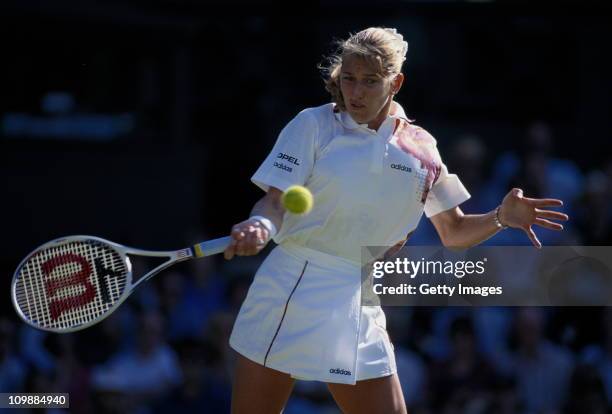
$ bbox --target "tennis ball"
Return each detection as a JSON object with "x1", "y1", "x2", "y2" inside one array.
[{"x1": 282, "y1": 185, "x2": 313, "y2": 215}]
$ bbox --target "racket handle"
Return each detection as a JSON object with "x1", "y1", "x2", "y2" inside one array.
[{"x1": 193, "y1": 236, "x2": 232, "y2": 257}]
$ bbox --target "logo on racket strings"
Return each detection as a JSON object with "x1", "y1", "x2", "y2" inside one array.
[
  {"x1": 42, "y1": 253, "x2": 97, "y2": 320},
  {"x1": 42, "y1": 253, "x2": 122, "y2": 320}
]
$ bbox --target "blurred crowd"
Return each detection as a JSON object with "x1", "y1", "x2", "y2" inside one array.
[{"x1": 2, "y1": 120, "x2": 612, "y2": 414}]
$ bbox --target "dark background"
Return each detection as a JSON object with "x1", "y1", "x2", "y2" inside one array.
[{"x1": 1, "y1": 1, "x2": 611, "y2": 413}]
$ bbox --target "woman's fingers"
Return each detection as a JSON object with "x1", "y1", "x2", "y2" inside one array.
[
  {"x1": 525, "y1": 226, "x2": 542, "y2": 249},
  {"x1": 236, "y1": 229, "x2": 253, "y2": 256},
  {"x1": 231, "y1": 225, "x2": 246, "y2": 241},
  {"x1": 535, "y1": 209, "x2": 569, "y2": 221},
  {"x1": 242, "y1": 226, "x2": 264, "y2": 254},
  {"x1": 254, "y1": 227, "x2": 267, "y2": 245},
  {"x1": 534, "y1": 218, "x2": 564, "y2": 231},
  {"x1": 511, "y1": 188, "x2": 523, "y2": 198},
  {"x1": 526, "y1": 198, "x2": 564, "y2": 208},
  {"x1": 224, "y1": 236, "x2": 238, "y2": 260},
  {"x1": 504, "y1": 190, "x2": 566, "y2": 248},
  {"x1": 224, "y1": 225, "x2": 245, "y2": 259},
  {"x1": 227, "y1": 223, "x2": 269, "y2": 258}
]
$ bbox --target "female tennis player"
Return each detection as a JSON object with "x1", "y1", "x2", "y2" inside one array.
[{"x1": 223, "y1": 27, "x2": 568, "y2": 414}]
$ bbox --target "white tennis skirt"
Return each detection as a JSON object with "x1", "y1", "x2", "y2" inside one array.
[{"x1": 229, "y1": 242, "x2": 396, "y2": 385}]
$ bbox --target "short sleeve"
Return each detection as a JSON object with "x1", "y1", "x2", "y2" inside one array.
[
  {"x1": 251, "y1": 110, "x2": 318, "y2": 192},
  {"x1": 424, "y1": 159, "x2": 471, "y2": 218}
]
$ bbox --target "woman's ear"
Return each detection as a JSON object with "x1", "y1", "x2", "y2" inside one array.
[{"x1": 392, "y1": 73, "x2": 405, "y2": 95}]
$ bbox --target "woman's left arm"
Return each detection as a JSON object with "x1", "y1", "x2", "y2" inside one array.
[{"x1": 430, "y1": 188, "x2": 569, "y2": 249}]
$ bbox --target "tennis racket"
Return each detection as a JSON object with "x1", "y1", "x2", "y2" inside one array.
[{"x1": 11, "y1": 235, "x2": 231, "y2": 333}]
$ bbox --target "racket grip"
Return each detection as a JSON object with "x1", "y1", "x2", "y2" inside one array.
[{"x1": 193, "y1": 236, "x2": 232, "y2": 257}]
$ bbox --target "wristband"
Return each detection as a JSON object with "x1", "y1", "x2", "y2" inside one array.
[
  {"x1": 249, "y1": 215, "x2": 278, "y2": 239},
  {"x1": 494, "y1": 205, "x2": 508, "y2": 230}
]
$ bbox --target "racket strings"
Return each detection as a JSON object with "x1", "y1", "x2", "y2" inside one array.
[{"x1": 14, "y1": 240, "x2": 128, "y2": 330}]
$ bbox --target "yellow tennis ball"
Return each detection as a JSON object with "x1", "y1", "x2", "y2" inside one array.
[{"x1": 282, "y1": 185, "x2": 313, "y2": 215}]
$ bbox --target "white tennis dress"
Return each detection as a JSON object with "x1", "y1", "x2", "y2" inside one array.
[{"x1": 229, "y1": 102, "x2": 470, "y2": 384}]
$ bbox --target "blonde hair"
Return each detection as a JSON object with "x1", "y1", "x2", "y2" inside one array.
[{"x1": 319, "y1": 27, "x2": 408, "y2": 111}]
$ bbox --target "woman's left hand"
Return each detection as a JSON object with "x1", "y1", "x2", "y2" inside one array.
[{"x1": 499, "y1": 188, "x2": 569, "y2": 248}]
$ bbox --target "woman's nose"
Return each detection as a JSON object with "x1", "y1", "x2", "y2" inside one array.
[{"x1": 353, "y1": 82, "x2": 366, "y2": 99}]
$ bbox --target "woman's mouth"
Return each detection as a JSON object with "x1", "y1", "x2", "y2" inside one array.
[{"x1": 350, "y1": 102, "x2": 365, "y2": 110}]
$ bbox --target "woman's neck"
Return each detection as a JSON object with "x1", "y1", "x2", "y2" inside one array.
[{"x1": 367, "y1": 99, "x2": 395, "y2": 131}]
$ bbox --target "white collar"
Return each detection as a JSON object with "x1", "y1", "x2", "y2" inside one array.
[{"x1": 333, "y1": 101, "x2": 409, "y2": 133}]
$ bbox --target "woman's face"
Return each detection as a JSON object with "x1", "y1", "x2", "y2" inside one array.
[{"x1": 339, "y1": 54, "x2": 402, "y2": 130}]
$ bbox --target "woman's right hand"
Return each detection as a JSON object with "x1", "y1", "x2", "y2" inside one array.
[
  {"x1": 223, "y1": 187, "x2": 284, "y2": 260},
  {"x1": 223, "y1": 218, "x2": 272, "y2": 260}
]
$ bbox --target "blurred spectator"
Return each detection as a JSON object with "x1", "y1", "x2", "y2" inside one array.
[
  {"x1": 430, "y1": 316, "x2": 495, "y2": 412},
  {"x1": 386, "y1": 309, "x2": 428, "y2": 408},
  {"x1": 131, "y1": 257, "x2": 162, "y2": 311},
  {"x1": 43, "y1": 334, "x2": 92, "y2": 413},
  {"x1": 601, "y1": 309, "x2": 612, "y2": 405},
  {"x1": 486, "y1": 376, "x2": 522, "y2": 414},
  {"x1": 155, "y1": 309, "x2": 240, "y2": 413},
  {"x1": 492, "y1": 121, "x2": 583, "y2": 245},
  {"x1": 574, "y1": 170, "x2": 612, "y2": 245},
  {"x1": 564, "y1": 363, "x2": 609, "y2": 414},
  {"x1": 0, "y1": 317, "x2": 26, "y2": 392},
  {"x1": 91, "y1": 310, "x2": 182, "y2": 409},
  {"x1": 201, "y1": 311, "x2": 234, "y2": 387},
  {"x1": 158, "y1": 252, "x2": 229, "y2": 341},
  {"x1": 18, "y1": 325, "x2": 55, "y2": 374},
  {"x1": 498, "y1": 308, "x2": 575, "y2": 413},
  {"x1": 447, "y1": 134, "x2": 499, "y2": 213},
  {"x1": 549, "y1": 307, "x2": 606, "y2": 354},
  {"x1": 154, "y1": 338, "x2": 229, "y2": 413},
  {"x1": 472, "y1": 307, "x2": 513, "y2": 363},
  {"x1": 420, "y1": 308, "x2": 469, "y2": 361},
  {"x1": 604, "y1": 158, "x2": 612, "y2": 202},
  {"x1": 91, "y1": 389, "x2": 133, "y2": 414},
  {"x1": 23, "y1": 367, "x2": 55, "y2": 397},
  {"x1": 498, "y1": 121, "x2": 583, "y2": 204},
  {"x1": 580, "y1": 308, "x2": 612, "y2": 406},
  {"x1": 158, "y1": 270, "x2": 194, "y2": 340},
  {"x1": 84, "y1": 306, "x2": 137, "y2": 364}
]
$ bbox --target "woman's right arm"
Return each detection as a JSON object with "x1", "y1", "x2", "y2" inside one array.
[{"x1": 223, "y1": 187, "x2": 286, "y2": 260}]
